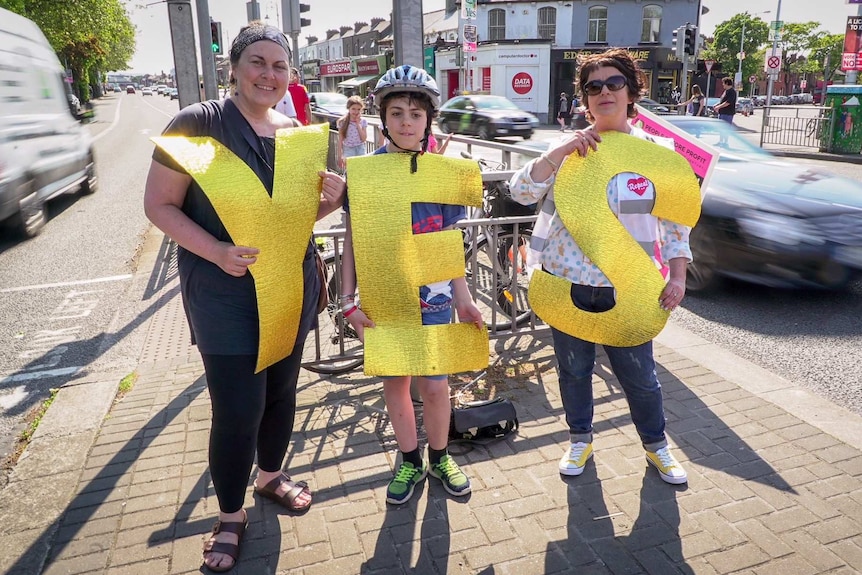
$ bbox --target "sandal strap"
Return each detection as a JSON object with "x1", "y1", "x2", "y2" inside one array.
[
  {"x1": 204, "y1": 540, "x2": 240, "y2": 558},
  {"x1": 212, "y1": 518, "x2": 247, "y2": 536}
]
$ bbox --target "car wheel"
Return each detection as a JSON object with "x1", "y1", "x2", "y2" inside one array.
[
  {"x1": 686, "y1": 226, "x2": 720, "y2": 293},
  {"x1": 80, "y1": 153, "x2": 97, "y2": 195},
  {"x1": 439, "y1": 120, "x2": 450, "y2": 134},
  {"x1": 477, "y1": 125, "x2": 492, "y2": 140},
  {"x1": 10, "y1": 180, "x2": 46, "y2": 239},
  {"x1": 523, "y1": 131, "x2": 532, "y2": 140}
]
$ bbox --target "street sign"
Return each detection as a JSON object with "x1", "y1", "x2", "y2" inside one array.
[
  {"x1": 749, "y1": 74, "x2": 757, "y2": 83},
  {"x1": 768, "y1": 20, "x2": 784, "y2": 42},
  {"x1": 764, "y1": 47, "x2": 782, "y2": 73},
  {"x1": 704, "y1": 59, "x2": 715, "y2": 73}
]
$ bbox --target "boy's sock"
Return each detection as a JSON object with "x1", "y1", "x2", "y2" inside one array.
[
  {"x1": 402, "y1": 447, "x2": 423, "y2": 468},
  {"x1": 428, "y1": 446, "x2": 448, "y2": 466}
]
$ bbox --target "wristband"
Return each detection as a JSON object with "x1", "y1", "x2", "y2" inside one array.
[
  {"x1": 540, "y1": 153, "x2": 559, "y2": 172},
  {"x1": 343, "y1": 305, "x2": 359, "y2": 318}
]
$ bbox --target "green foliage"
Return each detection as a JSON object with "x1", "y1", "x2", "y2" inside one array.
[
  {"x1": 807, "y1": 34, "x2": 844, "y2": 81},
  {"x1": 702, "y1": 13, "x2": 769, "y2": 82},
  {"x1": 1, "y1": 0, "x2": 136, "y2": 102}
]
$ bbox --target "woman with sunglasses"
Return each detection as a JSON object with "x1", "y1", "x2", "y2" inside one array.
[{"x1": 508, "y1": 48, "x2": 692, "y2": 486}]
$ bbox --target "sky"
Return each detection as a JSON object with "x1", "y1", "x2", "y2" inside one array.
[{"x1": 123, "y1": 0, "x2": 858, "y2": 74}]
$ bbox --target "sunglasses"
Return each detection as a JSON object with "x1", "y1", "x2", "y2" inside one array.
[{"x1": 583, "y1": 75, "x2": 628, "y2": 96}]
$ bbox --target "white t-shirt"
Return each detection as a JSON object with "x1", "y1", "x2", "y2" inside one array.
[{"x1": 275, "y1": 93, "x2": 297, "y2": 118}]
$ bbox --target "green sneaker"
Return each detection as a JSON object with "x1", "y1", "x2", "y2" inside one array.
[
  {"x1": 429, "y1": 454, "x2": 471, "y2": 496},
  {"x1": 386, "y1": 461, "x2": 427, "y2": 505}
]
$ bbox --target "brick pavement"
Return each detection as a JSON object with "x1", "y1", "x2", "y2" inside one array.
[{"x1": 2, "y1": 231, "x2": 862, "y2": 574}]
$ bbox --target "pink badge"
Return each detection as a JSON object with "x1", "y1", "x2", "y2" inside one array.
[{"x1": 627, "y1": 177, "x2": 649, "y2": 196}]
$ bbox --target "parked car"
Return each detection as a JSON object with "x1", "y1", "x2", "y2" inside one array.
[
  {"x1": 437, "y1": 94, "x2": 538, "y2": 140},
  {"x1": 736, "y1": 97, "x2": 754, "y2": 116},
  {"x1": 638, "y1": 97, "x2": 671, "y2": 114},
  {"x1": 310, "y1": 92, "x2": 349, "y2": 128},
  {"x1": 0, "y1": 7, "x2": 97, "y2": 239},
  {"x1": 662, "y1": 116, "x2": 862, "y2": 292}
]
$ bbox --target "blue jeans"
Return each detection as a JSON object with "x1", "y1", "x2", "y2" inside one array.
[
  {"x1": 718, "y1": 113, "x2": 734, "y2": 124},
  {"x1": 551, "y1": 326, "x2": 667, "y2": 451}
]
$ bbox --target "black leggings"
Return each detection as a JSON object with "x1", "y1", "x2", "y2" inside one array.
[{"x1": 201, "y1": 349, "x2": 304, "y2": 513}]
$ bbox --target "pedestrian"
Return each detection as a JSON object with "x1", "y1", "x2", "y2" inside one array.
[
  {"x1": 365, "y1": 92, "x2": 375, "y2": 115},
  {"x1": 678, "y1": 85, "x2": 705, "y2": 116},
  {"x1": 143, "y1": 22, "x2": 346, "y2": 573},
  {"x1": 337, "y1": 95, "x2": 368, "y2": 170},
  {"x1": 713, "y1": 77, "x2": 737, "y2": 125},
  {"x1": 274, "y1": 84, "x2": 297, "y2": 119},
  {"x1": 288, "y1": 67, "x2": 312, "y2": 125},
  {"x1": 557, "y1": 91, "x2": 570, "y2": 131},
  {"x1": 338, "y1": 64, "x2": 484, "y2": 505},
  {"x1": 508, "y1": 47, "x2": 692, "y2": 486}
]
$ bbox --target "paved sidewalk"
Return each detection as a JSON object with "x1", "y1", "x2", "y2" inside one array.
[{"x1": 1, "y1": 228, "x2": 862, "y2": 575}]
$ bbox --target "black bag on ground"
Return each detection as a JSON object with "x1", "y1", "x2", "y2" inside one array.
[{"x1": 449, "y1": 397, "x2": 518, "y2": 443}]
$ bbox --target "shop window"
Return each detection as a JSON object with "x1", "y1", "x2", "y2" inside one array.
[
  {"x1": 538, "y1": 7, "x2": 556, "y2": 42},
  {"x1": 488, "y1": 9, "x2": 506, "y2": 41},
  {"x1": 588, "y1": 6, "x2": 607, "y2": 43},
  {"x1": 641, "y1": 5, "x2": 662, "y2": 43}
]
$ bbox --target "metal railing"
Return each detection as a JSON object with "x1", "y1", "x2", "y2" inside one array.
[{"x1": 760, "y1": 106, "x2": 835, "y2": 151}]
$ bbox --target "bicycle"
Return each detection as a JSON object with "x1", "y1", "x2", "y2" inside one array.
[
  {"x1": 302, "y1": 234, "x2": 365, "y2": 375},
  {"x1": 461, "y1": 153, "x2": 536, "y2": 331}
]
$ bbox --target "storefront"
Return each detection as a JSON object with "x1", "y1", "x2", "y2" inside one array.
[
  {"x1": 550, "y1": 47, "x2": 684, "y2": 115},
  {"x1": 337, "y1": 55, "x2": 388, "y2": 98},
  {"x1": 435, "y1": 42, "x2": 552, "y2": 123},
  {"x1": 302, "y1": 61, "x2": 321, "y2": 93},
  {"x1": 319, "y1": 60, "x2": 353, "y2": 93}
]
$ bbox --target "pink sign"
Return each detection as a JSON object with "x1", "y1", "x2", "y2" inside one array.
[{"x1": 631, "y1": 105, "x2": 718, "y2": 189}]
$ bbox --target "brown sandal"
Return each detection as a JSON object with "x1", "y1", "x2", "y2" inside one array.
[
  {"x1": 202, "y1": 510, "x2": 248, "y2": 573},
  {"x1": 254, "y1": 472, "x2": 313, "y2": 512}
]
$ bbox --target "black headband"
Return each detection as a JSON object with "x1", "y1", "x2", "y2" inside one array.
[{"x1": 229, "y1": 25, "x2": 291, "y2": 64}]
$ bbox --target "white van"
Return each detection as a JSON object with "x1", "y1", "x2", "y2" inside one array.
[{"x1": 0, "y1": 7, "x2": 97, "y2": 238}]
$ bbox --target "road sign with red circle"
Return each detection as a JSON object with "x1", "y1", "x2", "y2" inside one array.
[
  {"x1": 749, "y1": 75, "x2": 757, "y2": 83},
  {"x1": 764, "y1": 48, "x2": 782, "y2": 73}
]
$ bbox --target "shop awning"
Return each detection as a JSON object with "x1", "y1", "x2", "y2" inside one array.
[{"x1": 337, "y1": 75, "x2": 378, "y2": 89}]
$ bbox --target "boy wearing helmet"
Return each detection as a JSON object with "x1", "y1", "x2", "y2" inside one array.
[{"x1": 339, "y1": 65, "x2": 484, "y2": 505}]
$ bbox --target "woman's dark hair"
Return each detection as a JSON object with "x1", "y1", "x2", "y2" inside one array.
[
  {"x1": 691, "y1": 85, "x2": 702, "y2": 96},
  {"x1": 575, "y1": 48, "x2": 645, "y2": 122}
]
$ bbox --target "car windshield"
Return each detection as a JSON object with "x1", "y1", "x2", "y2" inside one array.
[
  {"x1": 314, "y1": 93, "x2": 348, "y2": 107},
  {"x1": 473, "y1": 97, "x2": 521, "y2": 111},
  {"x1": 670, "y1": 118, "x2": 773, "y2": 162}
]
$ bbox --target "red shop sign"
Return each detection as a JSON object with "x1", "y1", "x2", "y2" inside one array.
[
  {"x1": 320, "y1": 61, "x2": 353, "y2": 76},
  {"x1": 356, "y1": 60, "x2": 381, "y2": 75}
]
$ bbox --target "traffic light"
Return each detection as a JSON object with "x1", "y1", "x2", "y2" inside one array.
[
  {"x1": 684, "y1": 26, "x2": 697, "y2": 56},
  {"x1": 672, "y1": 26, "x2": 684, "y2": 60},
  {"x1": 210, "y1": 21, "x2": 223, "y2": 55},
  {"x1": 287, "y1": 1, "x2": 310, "y2": 34}
]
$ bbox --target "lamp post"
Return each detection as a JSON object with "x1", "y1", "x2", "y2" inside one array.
[{"x1": 737, "y1": 11, "x2": 770, "y2": 88}]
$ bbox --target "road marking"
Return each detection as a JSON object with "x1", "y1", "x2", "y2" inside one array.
[
  {"x1": 92, "y1": 95, "x2": 123, "y2": 143},
  {"x1": 0, "y1": 274, "x2": 132, "y2": 293},
  {"x1": 142, "y1": 96, "x2": 176, "y2": 119}
]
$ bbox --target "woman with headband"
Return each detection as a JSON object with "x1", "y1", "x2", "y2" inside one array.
[{"x1": 144, "y1": 22, "x2": 345, "y2": 572}]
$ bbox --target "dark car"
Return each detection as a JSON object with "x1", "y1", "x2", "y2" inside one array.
[
  {"x1": 310, "y1": 92, "x2": 349, "y2": 128},
  {"x1": 438, "y1": 95, "x2": 538, "y2": 140},
  {"x1": 663, "y1": 116, "x2": 862, "y2": 292},
  {"x1": 638, "y1": 97, "x2": 671, "y2": 114}
]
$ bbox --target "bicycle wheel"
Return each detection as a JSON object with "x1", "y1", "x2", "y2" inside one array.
[
  {"x1": 302, "y1": 253, "x2": 365, "y2": 375},
  {"x1": 464, "y1": 225, "x2": 533, "y2": 331}
]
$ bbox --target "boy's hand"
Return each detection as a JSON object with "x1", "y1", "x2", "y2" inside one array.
[
  {"x1": 454, "y1": 300, "x2": 485, "y2": 330},
  {"x1": 345, "y1": 308, "x2": 375, "y2": 343}
]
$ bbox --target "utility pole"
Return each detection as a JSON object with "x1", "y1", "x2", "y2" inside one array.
[
  {"x1": 763, "y1": 0, "x2": 782, "y2": 131},
  {"x1": 195, "y1": 0, "x2": 218, "y2": 101},
  {"x1": 392, "y1": 0, "x2": 424, "y2": 66},
  {"x1": 166, "y1": 0, "x2": 201, "y2": 109}
]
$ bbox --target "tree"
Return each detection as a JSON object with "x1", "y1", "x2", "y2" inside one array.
[
  {"x1": 806, "y1": 33, "x2": 844, "y2": 83},
  {"x1": 701, "y1": 13, "x2": 769, "y2": 84},
  {"x1": 773, "y1": 21, "x2": 821, "y2": 95},
  {"x1": 0, "y1": 0, "x2": 135, "y2": 102}
]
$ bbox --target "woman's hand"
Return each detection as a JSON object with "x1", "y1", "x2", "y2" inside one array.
[
  {"x1": 345, "y1": 308, "x2": 375, "y2": 343},
  {"x1": 659, "y1": 278, "x2": 686, "y2": 311},
  {"x1": 454, "y1": 300, "x2": 485, "y2": 330},
  {"x1": 558, "y1": 127, "x2": 602, "y2": 158},
  {"x1": 215, "y1": 243, "x2": 259, "y2": 277}
]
